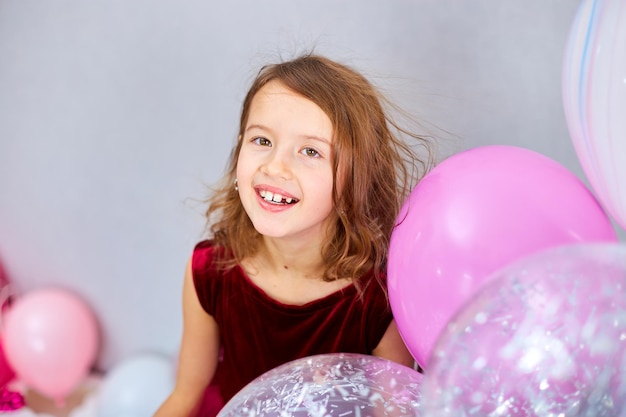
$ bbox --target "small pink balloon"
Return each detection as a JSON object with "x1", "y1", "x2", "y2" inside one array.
[
  {"x1": 1, "y1": 288, "x2": 99, "y2": 404},
  {"x1": 388, "y1": 145, "x2": 618, "y2": 368}
]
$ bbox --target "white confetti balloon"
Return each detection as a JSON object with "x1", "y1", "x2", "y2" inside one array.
[
  {"x1": 218, "y1": 353, "x2": 423, "y2": 417},
  {"x1": 421, "y1": 243, "x2": 626, "y2": 417}
]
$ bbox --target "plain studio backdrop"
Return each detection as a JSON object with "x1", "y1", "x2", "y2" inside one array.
[{"x1": 0, "y1": 0, "x2": 624, "y2": 372}]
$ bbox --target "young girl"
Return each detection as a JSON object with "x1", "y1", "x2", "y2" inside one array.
[{"x1": 154, "y1": 53, "x2": 433, "y2": 417}]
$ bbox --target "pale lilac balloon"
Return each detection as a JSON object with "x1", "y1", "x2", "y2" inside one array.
[
  {"x1": 388, "y1": 145, "x2": 618, "y2": 368},
  {"x1": 218, "y1": 353, "x2": 423, "y2": 417},
  {"x1": 562, "y1": 0, "x2": 626, "y2": 230},
  {"x1": 420, "y1": 243, "x2": 626, "y2": 417},
  {"x1": 1, "y1": 288, "x2": 99, "y2": 404},
  {"x1": 97, "y1": 353, "x2": 176, "y2": 417}
]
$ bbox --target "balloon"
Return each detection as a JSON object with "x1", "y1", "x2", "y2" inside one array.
[
  {"x1": 0, "y1": 260, "x2": 15, "y2": 388},
  {"x1": 0, "y1": 261, "x2": 8, "y2": 289},
  {"x1": 0, "y1": 387, "x2": 24, "y2": 411},
  {"x1": 1, "y1": 288, "x2": 99, "y2": 404},
  {"x1": 420, "y1": 243, "x2": 626, "y2": 417},
  {"x1": 388, "y1": 145, "x2": 618, "y2": 368},
  {"x1": 562, "y1": 0, "x2": 626, "y2": 230},
  {"x1": 0, "y1": 343, "x2": 14, "y2": 390},
  {"x1": 96, "y1": 352, "x2": 175, "y2": 417},
  {"x1": 218, "y1": 353, "x2": 424, "y2": 417}
]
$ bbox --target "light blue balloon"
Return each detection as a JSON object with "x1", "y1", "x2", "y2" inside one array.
[{"x1": 97, "y1": 352, "x2": 175, "y2": 417}]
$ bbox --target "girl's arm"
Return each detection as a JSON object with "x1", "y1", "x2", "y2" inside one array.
[
  {"x1": 153, "y1": 257, "x2": 221, "y2": 417},
  {"x1": 372, "y1": 320, "x2": 416, "y2": 369}
]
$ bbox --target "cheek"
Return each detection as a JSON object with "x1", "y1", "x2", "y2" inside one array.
[
  {"x1": 235, "y1": 153, "x2": 251, "y2": 181},
  {"x1": 314, "y1": 174, "x2": 336, "y2": 207}
]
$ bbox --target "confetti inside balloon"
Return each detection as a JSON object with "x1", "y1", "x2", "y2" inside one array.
[
  {"x1": 218, "y1": 353, "x2": 424, "y2": 417},
  {"x1": 420, "y1": 243, "x2": 626, "y2": 417}
]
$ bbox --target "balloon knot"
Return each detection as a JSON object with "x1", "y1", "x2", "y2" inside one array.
[{"x1": 0, "y1": 387, "x2": 25, "y2": 411}]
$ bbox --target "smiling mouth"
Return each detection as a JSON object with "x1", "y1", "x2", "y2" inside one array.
[{"x1": 259, "y1": 190, "x2": 299, "y2": 205}]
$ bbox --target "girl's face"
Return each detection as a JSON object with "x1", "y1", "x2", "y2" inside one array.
[{"x1": 236, "y1": 80, "x2": 335, "y2": 245}]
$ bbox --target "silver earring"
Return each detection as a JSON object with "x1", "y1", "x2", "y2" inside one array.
[{"x1": 234, "y1": 178, "x2": 238, "y2": 191}]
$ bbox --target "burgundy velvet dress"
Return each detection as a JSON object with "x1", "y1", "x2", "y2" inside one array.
[{"x1": 192, "y1": 240, "x2": 394, "y2": 416}]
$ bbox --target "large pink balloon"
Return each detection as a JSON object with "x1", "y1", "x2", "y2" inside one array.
[
  {"x1": 388, "y1": 145, "x2": 618, "y2": 368},
  {"x1": 1, "y1": 288, "x2": 99, "y2": 404},
  {"x1": 562, "y1": 0, "x2": 626, "y2": 230}
]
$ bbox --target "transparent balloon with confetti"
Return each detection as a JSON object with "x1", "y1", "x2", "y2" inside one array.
[
  {"x1": 420, "y1": 243, "x2": 626, "y2": 417},
  {"x1": 218, "y1": 353, "x2": 423, "y2": 417}
]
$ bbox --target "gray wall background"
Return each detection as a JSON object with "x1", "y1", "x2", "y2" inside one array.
[{"x1": 1, "y1": 0, "x2": 623, "y2": 371}]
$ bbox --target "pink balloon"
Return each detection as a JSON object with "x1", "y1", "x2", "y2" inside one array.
[
  {"x1": 0, "y1": 261, "x2": 15, "y2": 388},
  {"x1": 388, "y1": 145, "x2": 618, "y2": 368},
  {"x1": 1, "y1": 288, "x2": 99, "y2": 404},
  {"x1": 562, "y1": 0, "x2": 626, "y2": 230},
  {"x1": 0, "y1": 262, "x2": 8, "y2": 289},
  {"x1": 0, "y1": 343, "x2": 15, "y2": 389}
]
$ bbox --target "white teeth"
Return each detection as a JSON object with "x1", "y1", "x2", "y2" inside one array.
[
  {"x1": 260, "y1": 190, "x2": 273, "y2": 201},
  {"x1": 259, "y1": 189, "x2": 295, "y2": 204}
]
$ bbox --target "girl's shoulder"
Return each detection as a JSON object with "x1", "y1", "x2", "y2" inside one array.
[{"x1": 192, "y1": 239, "x2": 234, "y2": 271}]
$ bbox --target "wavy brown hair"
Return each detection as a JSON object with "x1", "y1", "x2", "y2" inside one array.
[{"x1": 205, "y1": 53, "x2": 433, "y2": 291}]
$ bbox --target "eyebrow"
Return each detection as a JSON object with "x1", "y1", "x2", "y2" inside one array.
[{"x1": 245, "y1": 123, "x2": 331, "y2": 145}]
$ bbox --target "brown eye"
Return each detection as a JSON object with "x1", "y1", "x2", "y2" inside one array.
[
  {"x1": 301, "y1": 147, "x2": 320, "y2": 158},
  {"x1": 253, "y1": 137, "x2": 272, "y2": 147}
]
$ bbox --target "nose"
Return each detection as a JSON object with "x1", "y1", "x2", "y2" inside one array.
[{"x1": 261, "y1": 148, "x2": 293, "y2": 180}]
